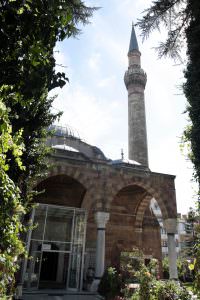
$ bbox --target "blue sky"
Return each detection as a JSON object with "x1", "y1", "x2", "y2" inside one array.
[{"x1": 51, "y1": 0, "x2": 197, "y2": 214}]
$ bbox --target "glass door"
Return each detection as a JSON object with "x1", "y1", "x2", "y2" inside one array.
[
  {"x1": 23, "y1": 204, "x2": 87, "y2": 291},
  {"x1": 39, "y1": 206, "x2": 73, "y2": 289}
]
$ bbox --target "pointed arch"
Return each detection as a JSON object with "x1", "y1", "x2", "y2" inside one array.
[{"x1": 107, "y1": 176, "x2": 168, "y2": 219}]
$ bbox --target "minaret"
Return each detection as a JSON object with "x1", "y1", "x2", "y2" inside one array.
[{"x1": 124, "y1": 24, "x2": 148, "y2": 166}]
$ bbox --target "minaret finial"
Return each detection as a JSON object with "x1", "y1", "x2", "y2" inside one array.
[{"x1": 121, "y1": 148, "x2": 124, "y2": 160}]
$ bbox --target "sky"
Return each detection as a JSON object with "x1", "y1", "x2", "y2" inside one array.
[{"x1": 51, "y1": 0, "x2": 197, "y2": 215}]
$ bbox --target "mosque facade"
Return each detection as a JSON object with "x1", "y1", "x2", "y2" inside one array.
[{"x1": 19, "y1": 26, "x2": 178, "y2": 294}]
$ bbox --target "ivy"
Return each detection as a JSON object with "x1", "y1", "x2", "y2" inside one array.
[{"x1": 0, "y1": 94, "x2": 25, "y2": 296}]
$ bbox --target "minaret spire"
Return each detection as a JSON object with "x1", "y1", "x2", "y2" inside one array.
[
  {"x1": 124, "y1": 24, "x2": 149, "y2": 166},
  {"x1": 129, "y1": 23, "x2": 139, "y2": 52}
]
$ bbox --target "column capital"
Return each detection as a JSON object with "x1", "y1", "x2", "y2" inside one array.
[
  {"x1": 95, "y1": 211, "x2": 110, "y2": 229},
  {"x1": 164, "y1": 218, "x2": 177, "y2": 234}
]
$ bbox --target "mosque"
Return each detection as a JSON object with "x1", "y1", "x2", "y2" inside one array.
[{"x1": 19, "y1": 26, "x2": 178, "y2": 293}]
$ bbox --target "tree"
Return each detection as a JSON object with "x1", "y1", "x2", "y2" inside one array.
[
  {"x1": 136, "y1": 0, "x2": 200, "y2": 294},
  {"x1": 0, "y1": 0, "x2": 96, "y2": 297}
]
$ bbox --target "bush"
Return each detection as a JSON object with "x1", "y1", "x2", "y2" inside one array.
[
  {"x1": 120, "y1": 249, "x2": 143, "y2": 284},
  {"x1": 130, "y1": 280, "x2": 192, "y2": 300},
  {"x1": 130, "y1": 259, "x2": 192, "y2": 300},
  {"x1": 98, "y1": 267, "x2": 123, "y2": 300},
  {"x1": 98, "y1": 260, "x2": 192, "y2": 300},
  {"x1": 138, "y1": 265, "x2": 152, "y2": 300},
  {"x1": 151, "y1": 280, "x2": 192, "y2": 300}
]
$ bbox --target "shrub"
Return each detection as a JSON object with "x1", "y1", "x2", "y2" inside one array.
[
  {"x1": 152, "y1": 280, "x2": 192, "y2": 300},
  {"x1": 129, "y1": 259, "x2": 192, "y2": 300},
  {"x1": 98, "y1": 267, "x2": 122, "y2": 300},
  {"x1": 138, "y1": 265, "x2": 152, "y2": 300},
  {"x1": 120, "y1": 248, "x2": 143, "y2": 284}
]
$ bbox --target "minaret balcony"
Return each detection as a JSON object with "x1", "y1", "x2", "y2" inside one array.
[{"x1": 124, "y1": 68, "x2": 147, "y2": 89}]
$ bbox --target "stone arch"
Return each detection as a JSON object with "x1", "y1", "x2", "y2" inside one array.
[
  {"x1": 105, "y1": 180, "x2": 165, "y2": 270},
  {"x1": 106, "y1": 184, "x2": 150, "y2": 266},
  {"x1": 134, "y1": 194, "x2": 153, "y2": 229},
  {"x1": 34, "y1": 174, "x2": 87, "y2": 208},
  {"x1": 108, "y1": 177, "x2": 169, "y2": 219},
  {"x1": 35, "y1": 164, "x2": 103, "y2": 211},
  {"x1": 134, "y1": 195, "x2": 163, "y2": 276},
  {"x1": 47, "y1": 164, "x2": 92, "y2": 190},
  {"x1": 81, "y1": 186, "x2": 103, "y2": 211}
]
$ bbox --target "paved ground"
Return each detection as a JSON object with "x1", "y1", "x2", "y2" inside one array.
[
  {"x1": 23, "y1": 296, "x2": 102, "y2": 300},
  {"x1": 22, "y1": 292, "x2": 103, "y2": 300},
  {"x1": 22, "y1": 289, "x2": 198, "y2": 300}
]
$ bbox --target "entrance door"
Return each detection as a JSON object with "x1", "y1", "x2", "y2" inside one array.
[
  {"x1": 23, "y1": 204, "x2": 86, "y2": 291},
  {"x1": 40, "y1": 251, "x2": 58, "y2": 282},
  {"x1": 39, "y1": 250, "x2": 70, "y2": 289}
]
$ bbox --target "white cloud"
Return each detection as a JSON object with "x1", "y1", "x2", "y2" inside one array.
[
  {"x1": 97, "y1": 76, "x2": 116, "y2": 88},
  {"x1": 88, "y1": 52, "x2": 101, "y2": 71},
  {"x1": 55, "y1": 85, "x2": 112, "y2": 141}
]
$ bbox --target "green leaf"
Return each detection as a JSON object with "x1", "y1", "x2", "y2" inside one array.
[{"x1": 17, "y1": 7, "x2": 24, "y2": 15}]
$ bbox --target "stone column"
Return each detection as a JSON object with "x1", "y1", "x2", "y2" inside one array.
[
  {"x1": 90, "y1": 211, "x2": 110, "y2": 292},
  {"x1": 164, "y1": 218, "x2": 178, "y2": 280}
]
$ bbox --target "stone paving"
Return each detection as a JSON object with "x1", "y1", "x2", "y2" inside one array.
[
  {"x1": 21, "y1": 289, "x2": 198, "y2": 300},
  {"x1": 23, "y1": 296, "x2": 101, "y2": 300},
  {"x1": 22, "y1": 291, "x2": 103, "y2": 300}
]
